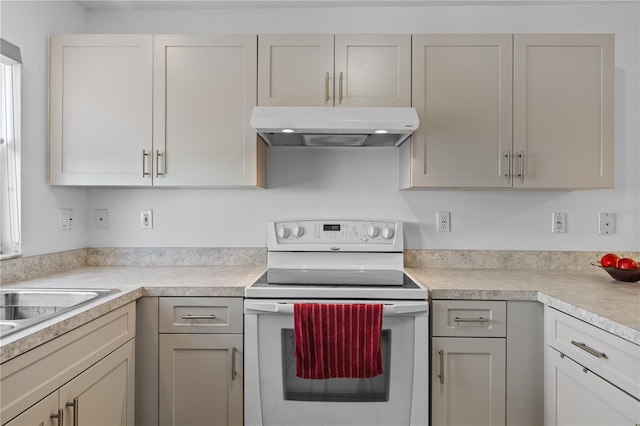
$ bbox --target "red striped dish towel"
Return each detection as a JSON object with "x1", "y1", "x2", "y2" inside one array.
[{"x1": 293, "y1": 303, "x2": 384, "y2": 379}]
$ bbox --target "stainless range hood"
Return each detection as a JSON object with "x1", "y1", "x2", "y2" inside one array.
[{"x1": 250, "y1": 106, "x2": 419, "y2": 147}]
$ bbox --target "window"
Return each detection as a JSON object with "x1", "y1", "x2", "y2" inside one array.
[{"x1": 0, "y1": 38, "x2": 21, "y2": 258}]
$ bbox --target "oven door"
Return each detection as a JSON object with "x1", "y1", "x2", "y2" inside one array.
[{"x1": 244, "y1": 300, "x2": 429, "y2": 426}]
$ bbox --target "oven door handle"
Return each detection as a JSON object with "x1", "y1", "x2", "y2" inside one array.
[{"x1": 244, "y1": 301, "x2": 427, "y2": 315}]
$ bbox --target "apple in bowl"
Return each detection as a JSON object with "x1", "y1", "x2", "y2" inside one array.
[
  {"x1": 596, "y1": 253, "x2": 640, "y2": 282},
  {"x1": 617, "y1": 257, "x2": 638, "y2": 270}
]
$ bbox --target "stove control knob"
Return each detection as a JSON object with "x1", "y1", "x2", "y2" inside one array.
[
  {"x1": 277, "y1": 227, "x2": 290, "y2": 239},
  {"x1": 381, "y1": 227, "x2": 395, "y2": 240},
  {"x1": 366, "y1": 226, "x2": 380, "y2": 238},
  {"x1": 292, "y1": 225, "x2": 305, "y2": 238}
]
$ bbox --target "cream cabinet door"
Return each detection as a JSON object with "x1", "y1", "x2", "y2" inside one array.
[
  {"x1": 258, "y1": 34, "x2": 334, "y2": 106},
  {"x1": 3, "y1": 392, "x2": 59, "y2": 426},
  {"x1": 49, "y1": 35, "x2": 153, "y2": 186},
  {"x1": 513, "y1": 34, "x2": 614, "y2": 189},
  {"x1": 546, "y1": 347, "x2": 640, "y2": 425},
  {"x1": 258, "y1": 34, "x2": 410, "y2": 107},
  {"x1": 405, "y1": 34, "x2": 513, "y2": 188},
  {"x1": 334, "y1": 34, "x2": 411, "y2": 107},
  {"x1": 432, "y1": 337, "x2": 506, "y2": 426},
  {"x1": 154, "y1": 35, "x2": 263, "y2": 187},
  {"x1": 58, "y1": 340, "x2": 135, "y2": 426},
  {"x1": 159, "y1": 334, "x2": 243, "y2": 426}
]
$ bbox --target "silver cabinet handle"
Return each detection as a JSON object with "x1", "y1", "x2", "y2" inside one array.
[
  {"x1": 232, "y1": 346, "x2": 238, "y2": 381},
  {"x1": 155, "y1": 150, "x2": 164, "y2": 178},
  {"x1": 142, "y1": 150, "x2": 150, "y2": 177},
  {"x1": 504, "y1": 150, "x2": 511, "y2": 180},
  {"x1": 571, "y1": 340, "x2": 608, "y2": 359},
  {"x1": 517, "y1": 151, "x2": 525, "y2": 182},
  {"x1": 438, "y1": 349, "x2": 444, "y2": 384},
  {"x1": 454, "y1": 316, "x2": 490, "y2": 323},
  {"x1": 338, "y1": 71, "x2": 344, "y2": 104},
  {"x1": 66, "y1": 398, "x2": 79, "y2": 426},
  {"x1": 181, "y1": 314, "x2": 217, "y2": 320},
  {"x1": 325, "y1": 72, "x2": 330, "y2": 104},
  {"x1": 51, "y1": 409, "x2": 64, "y2": 426}
]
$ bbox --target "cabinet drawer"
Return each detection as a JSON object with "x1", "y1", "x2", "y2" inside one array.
[
  {"x1": 545, "y1": 306, "x2": 640, "y2": 400},
  {"x1": 159, "y1": 297, "x2": 243, "y2": 334},
  {"x1": 432, "y1": 300, "x2": 506, "y2": 337}
]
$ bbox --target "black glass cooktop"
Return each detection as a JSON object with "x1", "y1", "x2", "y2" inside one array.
[
  {"x1": 254, "y1": 269, "x2": 420, "y2": 288},
  {"x1": 246, "y1": 269, "x2": 425, "y2": 300}
]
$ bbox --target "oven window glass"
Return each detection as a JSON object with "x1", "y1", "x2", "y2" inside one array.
[{"x1": 280, "y1": 329, "x2": 391, "y2": 402}]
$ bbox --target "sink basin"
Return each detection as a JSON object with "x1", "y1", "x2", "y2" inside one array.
[{"x1": 0, "y1": 288, "x2": 120, "y2": 338}]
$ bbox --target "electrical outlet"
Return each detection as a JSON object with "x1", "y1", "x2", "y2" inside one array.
[
  {"x1": 552, "y1": 212, "x2": 567, "y2": 233},
  {"x1": 437, "y1": 211, "x2": 451, "y2": 232},
  {"x1": 96, "y1": 209, "x2": 109, "y2": 230},
  {"x1": 59, "y1": 208, "x2": 73, "y2": 231},
  {"x1": 141, "y1": 210, "x2": 153, "y2": 230},
  {"x1": 598, "y1": 212, "x2": 615, "y2": 235}
]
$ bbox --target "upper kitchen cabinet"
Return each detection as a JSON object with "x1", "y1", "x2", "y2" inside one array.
[
  {"x1": 49, "y1": 34, "x2": 154, "y2": 186},
  {"x1": 402, "y1": 33, "x2": 614, "y2": 190},
  {"x1": 403, "y1": 34, "x2": 513, "y2": 188},
  {"x1": 258, "y1": 34, "x2": 411, "y2": 107},
  {"x1": 49, "y1": 34, "x2": 266, "y2": 187},
  {"x1": 512, "y1": 34, "x2": 614, "y2": 190},
  {"x1": 153, "y1": 35, "x2": 265, "y2": 187}
]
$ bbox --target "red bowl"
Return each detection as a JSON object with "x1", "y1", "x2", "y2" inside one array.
[{"x1": 593, "y1": 263, "x2": 640, "y2": 282}]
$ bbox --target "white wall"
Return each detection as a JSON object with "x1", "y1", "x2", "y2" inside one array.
[
  {"x1": 0, "y1": 1, "x2": 89, "y2": 256},
  {"x1": 4, "y1": 1, "x2": 640, "y2": 254}
]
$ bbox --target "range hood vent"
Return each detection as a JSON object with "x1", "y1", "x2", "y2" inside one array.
[{"x1": 250, "y1": 106, "x2": 419, "y2": 147}]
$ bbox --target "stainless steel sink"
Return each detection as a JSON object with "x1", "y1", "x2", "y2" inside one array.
[{"x1": 0, "y1": 288, "x2": 120, "y2": 338}]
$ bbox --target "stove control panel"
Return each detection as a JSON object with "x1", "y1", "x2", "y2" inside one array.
[{"x1": 270, "y1": 219, "x2": 401, "y2": 247}]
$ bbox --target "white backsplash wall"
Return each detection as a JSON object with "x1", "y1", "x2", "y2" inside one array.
[
  {"x1": 0, "y1": 1, "x2": 90, "y2": 257},
  {"x1": 88, "y1": 146, "x2": 638, "y2": 251},
  {"x1": 3, "y1": 1, "x2": 640, "y2": 255}
]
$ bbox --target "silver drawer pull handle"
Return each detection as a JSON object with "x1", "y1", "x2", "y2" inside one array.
[
  {"x1": 51, "y1": 409, "x2": 64, "y2": 426},
  {"x1": 66, "y1": 398, "x2": 79, "y2": 426},
  {"x1": 504, "y1": 150, "x2": 512, "y2": 180},
  {"x1": 155, "y1": 150, "x2": 164, "y2": 177},
  {"x1": 142, "y1": 150, "x2": 150, "y2": 177},
  {"x1": 181, "y1": 314, "x2": 217, "y2": 320},
  {"x1": 325, "y1": 72, "x2": 330, "y2": 103},
  {"x1": 454, "y1": 316, "x2": 489, "y2": 323},
  {"x1": 518, "y1": 151, "x2": 525, "y2": 182},
  {"x1": 571, "y1": 340, "x2": 608, "y2": 359},
  {"x1": 438, "y1": 349, "x2": 444, "y2": 384},
  {"x1": 232, "y1": 346, "x2": 238, "y2": 381}
]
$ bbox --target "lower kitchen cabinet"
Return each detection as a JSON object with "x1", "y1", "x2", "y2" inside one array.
[
  {"x1": 5, "y1": 341, "x2": 134, "y2": 426},
  {"x1": 136, "y1": 296, "x2": 244, "y2": 426},
  {"x1": 159, "y1": 334, "x2": 243, "y2": 426},
  {"x1": 60, "y1": 339, "x2": 135, "y2": 425},
  {"x1": 1, "y1": 303, "x2": 136, "y2": 425},
  {"x1": 3, "y1": 393, "x2": 59, "y2": 426},
  {"x1": 545, "y1": 306, "x2": 640, "y2": 425},
  {"x1": 431, "y1": 300, "x2": 543, "y2": 426},
  {"x1": 546, "y1": 346, "x2": 640, "y2": 425},
  {"x1": 431, "y1": 300, "x2": 507, "y2": 426},
  {"x1": 431, "y1": 337, "x2": 506, "y2": 426}
]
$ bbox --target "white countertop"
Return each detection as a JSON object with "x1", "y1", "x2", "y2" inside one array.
[{"x1": 1, "y1": 264, "x2": 638, "y2": 363}]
